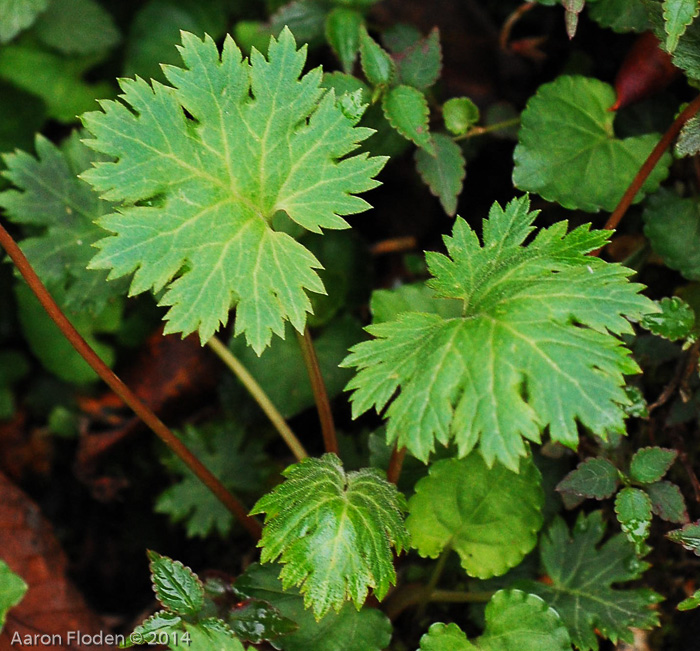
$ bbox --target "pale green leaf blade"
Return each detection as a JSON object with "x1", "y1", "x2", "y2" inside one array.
[
  {"x1": 646, "y1": 481, "x2": 688, "y2": 523},
  {"x1": 478, "y1": 590, "x2": 572, "y2": 651},
  {"x1": 382, "y1": 85, "x2": 434, "y2": 153},
  {"x1": 418, "y1": 622, "x2": 476, "y2": 650},
  {"x1": 0, "y1": 0, "x2": 48, "y2": 43},
  {"x1": 443, "y1": 97, "x2": 480, "y2": 136},
  {"x1": 406, "y1": 454, "x2": 544, "y2": 578},
  {"x1": 556, "y1": 457, "x2": 619, "y2": 499},
  {"x1": 641, "y1": 297, "x2": 695, "y2": 340},
  {"x1": 663, "y1": 0, "x2": 700, "y2": 52},
  {"x1": 125, "y1": 611, "x2": 183, "y2": 648},
  {"x1": 0, "y1": 561, "x2": 27, "y2": 631},
  {"x1": 643, "y1": 190, "x2": 700, "y2": 280},
  {"x1": 343, "y1": 196, "x2": 655, "y2": 468},
  {"x1": 235, "y1": 563, "x2": 392, "y2": 651},
  {"x1": 251, "y1": 454, "x2": 409, "y2": 619},
  {"x1": 676, "y1": 115, "x2": 700, "y2": 156},
  {"x1": 80, "y1": 29, "x2": 384, "y2": 353},
  {"x1": 513, "y1": 76, "x2": 670, "y2": 212},
  {"x1": 147, "y1": 550, "x2": 205, "y2": 616},
  {"x1": 171, "y1": 621, "x2": 245, "y2": 651},
  {"x1": 414, "y1": 133, "x2": 465, "y2": 216},
  {"x1": 615, "y1": 487, "x2": 652, "y2": 552},
  {"x1": 521, "y1": 511, "x2": 662, "y2": 650},
  {"x1": 678, "y1": 589, "x2": 700, "y2": 611},
  {"x1": 629, "y1": 446, "x2": 678, "y2": 483}
]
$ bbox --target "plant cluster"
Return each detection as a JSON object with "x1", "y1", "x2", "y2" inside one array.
[{"x1": 3, "y1": 0, "x2": 700, "y2": 649}]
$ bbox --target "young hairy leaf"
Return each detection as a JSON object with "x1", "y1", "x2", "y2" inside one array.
[
  {"x1": 235, "y1": 563, "x2": 392, "y2": 651},
  {"x1": 419, "y1": 590, "x2": 571, "y2": 651},
  {"x1": 520, "y1": 511, "x2": 662, "y2": 650},
  {"x1": 0, "y1": 560, "x2": 27, "y2": 630},
  {"x1": 251, "y1": 453, "x2": 409, "y2": 619},
  {"x1": 382, "y1": 85, "x2": 434, "y2": 153},
  {"x1": 513, "y1": 76, "x2": 671, "y2": 212},
  {"x1": 443, "y1": 97, "x2": 480, "y2": 136},
  {"x1": 556, "y1": 457, "x2": 620, "y2": 499},
  {"x1": 663, "y1": 0, "x2": 700, "y2": 52},
  {"x1": 415, "y1": 133, "x2": 466, "y2": 216},
  {"x1": 359, "y1": 26, "x2": 394, "y2": 86},
  {"x1": 406, "y1": 454, "x2": 544, "y2": 578},
  {"x1": 615, "y1": 487, "x2": 652, "y2": 552},
  {"x1": 147, "y1": 550, "x2": 205, "y2": 616},
  {"x1": 343, "y1": 196, "x2": 655, "y2": 469},
  {"x1": 629, "y1": 446, "x2": 678, "y2": 483},
  {"x1": 643, "y1": 190, "x2": 700, "y2": 280},
  {"x1": 641, "y1": 297, "x2": 695, "y2": 341},
  {"x1": 80, "y1": 28, "x2": 385, "y2": 353}
]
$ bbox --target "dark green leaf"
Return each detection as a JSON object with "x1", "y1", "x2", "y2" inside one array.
[
  {"x1": 251, "y1": 454, "x2": 409, "y2": 618},
  {"x1": 235, "y1": 563, "x2": 392, "y2": 651},
  {"x1": 663, "y1": 0, "x2": 700, "y2": 52},
  {"x1": 406, "y1": 454, "x2": 544, "y2": 578},
  {"x1": 513, "y1": 76, "x2": 670, "y2": 212},
  {"x1": 394, "y1": 27, "x2": 442, "y2": 90},
  {"x1": 325, "y1": 8, "x2": 363, "y2": 73},
  {"x1": 124, "y1": 611, "x2": 183, "y2": 648},
  {"x1": 587, "y1": 0, "x2": 650, "y2": 32},
  {"x1": 169, "y1": 621, "x2": 244, "y2": 651},
  {"x1": 641, "y1": 297, "x2": 695, "y2": 340},
  {"x1": 615, "y1": 487, "x2": 652, "y2": 552},
  {"x1": 415, "y1": 133, "x2": 465, "y2": 216},
  {"x1": 359, "y1": 26, "x2": 395, "y2": 86},
  {"x1": 443, "y1": 97, "x2": 480, "y2": 136},
  {"x1": 381, "y1": 22, "x2": 422, "y2": 53},
  {"x1": 646, "y1": 481, "x2": 689, "y2": 523},
  {"x1": 643, "y1": 189, "x2": 700, "y2": 280},
  {"x1": 147, "y1": 551, "x2": 205, "y2": 616},
  {"x1": 0, "y1": 0, "x2": 48, "y2": 43},
  {"x1": 32, "y1": 0, "x2": 120, "y2": 55},
  {"x1": 521, "y1": 511, "x2": 662, "y2": 650},
  {"x1": 226, "y1": 598, "x2": 297, "y2": 644},
  {"x1": 0, "y1": 350, "x2": 29, "y2": 419},
  {"x1": 270, "y1": 1, "x2": 327, "y2": 45},
  {"x1": 382, "y1": 85, "x2": 434, "y2": 152},
  {"x1": 556, "y1": 457, "x2": 620, "y2": 499},
  {"x1": 629, "y1": 446, "x2": 678, "y2": 483}
]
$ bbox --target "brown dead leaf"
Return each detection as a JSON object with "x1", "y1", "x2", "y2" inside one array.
[{"x1": 0, "y1": 471, "x2": 116, "y2": 651}]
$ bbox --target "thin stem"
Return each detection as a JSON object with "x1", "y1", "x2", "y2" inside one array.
[
  {"x1": 499, "y1": 1, "x2": 536, "y2": 51},
  {"x1": 383, "y1": 582, "x2": 494, "y2": 621},
  {"x1": 387, "y1": 446, "x2": 406, "y2": 485},
  {"x1": 369, "y1": 236, "x2": 417, "y2": 256},
  {"x1": 0, "y1": 221, "x2": 262, "y2": 540},
  {"x1": 454, "y1": 117, "x2": 521, "y2": 141},
  {"x1": 416, "y1": 546, "x2": 451, "y2": 620},
  {"x1": 206, "y1": 336, "x2": 308, "y2": 462},
  {"x1": 594, "y1": 93, "x2": 700, "y2": 255},
  {"x1": 297, "y1": 326, "x2": 338, "y2": 454}
]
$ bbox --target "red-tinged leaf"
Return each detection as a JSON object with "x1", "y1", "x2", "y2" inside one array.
[
  {"x1": 0, "y1": 472, "x2": 114, "y2": 650},
  {"x1": 610, "y1": 32, "x2": 680, "y2": 111}
]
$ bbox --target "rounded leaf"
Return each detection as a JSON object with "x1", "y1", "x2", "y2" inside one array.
[
  {"x1": 629, "y1": 446, "x2": 678, "y2": 484},
  {"x1": 406, "y1": 454, "x2": 544, "y2": 578}
]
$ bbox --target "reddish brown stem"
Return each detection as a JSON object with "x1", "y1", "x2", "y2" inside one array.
[
  {"x1": 297, "y1": 326, "x2": 338, "y2": 454},
  {"x1": 370, "y1": 236, "x2": 417, "y2": 256},
  {"x1": 0, "y1": 221, "x2": 262, "y2": 540},
  {"x1": 594, "y1": 93, "x2": 700, "y2": 255},
  {"x1": 499, "y1": 2, "x2": 536, "y2": 52},
  {"x1": 387, "y1": 446, "x2": 406, "y2": 485}
]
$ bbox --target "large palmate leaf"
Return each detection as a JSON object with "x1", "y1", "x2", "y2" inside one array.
[
  {"x1": 520, "y1": 511, "x2": 662, "y2": 650},
  {"x1": 236, "y1": 563, "x2": 392, "y2": 651},
  {"x1": 0, "y1": 132, "x2": 126, "y2": 313},
  {"x1": 418, "y1": 590, "x2": 571, "y2": 651},
  {"x1": 251, "y1": 454, "x2": 409, "y2": 618},
  {"x1": 81, "y1": 28, "x2": 385, "y2": 353},
  {"x1": 343, "y1": 196, "x2": 655, "y2": 469},
  {"x1": 406, "y1": 454, "x2": 544, "y2": 578},
  {"x1": 513, "y1": 76, "x2": 670, "y2": 212}
]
